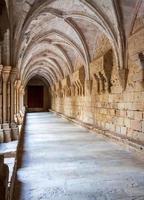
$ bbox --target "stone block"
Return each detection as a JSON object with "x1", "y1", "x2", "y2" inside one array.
[
  {"x1": 134, "y1": 111, "x2": 143, "y2": 120},
  {"x1": 109, "y1": 123, "x2": 115, "y2": 132},
  {"x1": 133, "y1": 71, "x2": 143, "y2": 82},
  {"x1": 2, "y1": 123, "x2": 9, "y2": 129},
  {"x1": 120, "y1": 110, "x2": 126, "y2": 117},
  {"x1": 125, "y1": 103, "x2": 133, "y2": 110},
  {"x1": 116, "y1": 117, "x2": 124, "y2": 126},
  {"x1": 123, "y1": 93, "x2": 133, "y2": 102},
  {"x1": 116, "y1": 110, "x2": 120, "y2": 117},
  {"x1": 132, "y1": 131, "x2": 144, "y2": 144},
  {"x1": 110, "y1": 109, "x2": 115, "y2": 116},
  {"x1": 142, "y1": 121, "x2": 144, "y2": 133},
  {"x1": 131, "y1": 120, "x2": 142, "y2": 131},
  {"x1": 116, "y1": 126, "x2": 121, "y2": 134},
  {"x1": 11, "y1": 127, "x2": 19, "y2": 140},
  {"x1": 120, "y1": 126, "x2": 127, "y2": 136},
  {"x1": 132, "y1": 103, "x2": 144, "y2": 111},
  {"x1": 117, "y1": 103, "x2": 125, "y2": 110},
  {"x1": 127, "y1": 110, "x2": 134, "y2": 119},
  {"x1": 124, "y1": 118, "x2": 131, "y2": 128},
  {"x1": 3, "y1": 129, "x2": 11, "y2": 143}
]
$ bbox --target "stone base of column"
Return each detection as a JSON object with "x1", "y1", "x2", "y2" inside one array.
[
  {"x1": 11, "y1": 127, "x2": 19, "y2": 140},
  {"x1": 3, "y1": 129, "x2": 11, "y2": 143},
  {"x1": 0, "y1": 130, "x2": 4, "y2": 143}
]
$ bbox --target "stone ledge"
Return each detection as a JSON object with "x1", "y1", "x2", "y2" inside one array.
[{"x1": 50, "y1": 109, "x2": 144, "y2": 153}]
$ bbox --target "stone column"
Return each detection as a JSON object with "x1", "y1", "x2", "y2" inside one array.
[
  {"x1": 19, "y1": 85, "x2": 23, "y2": 111},
  {"x1": 10, "y1": 68, "x2": 17, "y2": 122},
  {"x1": 13, "y1": 81, "x2": 16, "y2": 116},
  {"x1": 16, "y1": 80, "x2": 21, "y2": 114},
  {"x1": 2, "y1": 66, "x2": 11, "y2": 123},
  {"x1": 0, "y1": 65, "x2": 3, "y2": 124},
  {"x1": 7, "y1": 81, "x2": 11, "y2": 122},
  {"x1": 14, "y1": 81, "x2": 17, "y2": 123},
  {"x1": 20, "y1": 86, "x2": 25, "y2": 112},
  {"x1": 3, "y1": 29, "x2": 10, "y2": 66}
]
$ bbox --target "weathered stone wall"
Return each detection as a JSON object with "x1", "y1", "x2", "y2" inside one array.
[{"x1": 51, "y1": 26, "x2": 144, "y2": 148}]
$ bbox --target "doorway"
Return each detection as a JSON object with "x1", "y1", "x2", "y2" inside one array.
[{"x1": 27, "y1": 85, "x2": 44, "y2": 108}]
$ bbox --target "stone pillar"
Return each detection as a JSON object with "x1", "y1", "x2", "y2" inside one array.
[
  {"x1": 20, "y1": 87, "x2": 25, "y2": 112},
  {"x1": 2, "y1": 66, "x2": 11, "y2": 123},
  {"x1": 10, "y1": 68, "x2": 17, "y2": 122},
  {"x1": 14, "y1": 81, "x2": 17, "y2": 118},
  {"x1": 3, "y1": 29, "x2": 10, "y2": 66},
  {"x1": 19, "y1": 85, "x2": 23, "y2": 111},
  {"x1": 16, "y1": 80, "x2": 21, "y2": 114},
  {"x1": 7, "y1": 81, "x2": 11, "y2": 122},
  {"x1": 0, "y1": 65, "x2": 3, "y2": 124}
]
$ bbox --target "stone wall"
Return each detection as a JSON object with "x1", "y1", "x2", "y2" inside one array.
[{"x1": 51, "y1": 26, "x2": 144, "y2": 149}]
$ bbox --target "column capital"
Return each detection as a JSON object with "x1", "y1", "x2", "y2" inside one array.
[
  {"x1": 19, "y1": 85, "x2": 24, "y2": 92},
  {"x1": 2, "y1": 66, "x2": 12, "y2": 82},
  {"x1": 20, "y1": 86, "x2": 25, "y2": 95},
  {"x1": 10, "y1": 68, "x2": 18, "y2": 83},
  {"x1": 16, "y1": 80, "x2": 21, "y2": 90},
  {"x1": 14, "y1": 80, "x2": 17, "y2": 88}
]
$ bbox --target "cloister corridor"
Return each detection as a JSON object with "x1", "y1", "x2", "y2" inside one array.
[{"x1": 13, "y1": 112, "x2": 144, "y2": 200}]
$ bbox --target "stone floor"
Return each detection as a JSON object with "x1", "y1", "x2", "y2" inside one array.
[{"x1": 13, "y1": 112, "x2": 144, "y2": 200}]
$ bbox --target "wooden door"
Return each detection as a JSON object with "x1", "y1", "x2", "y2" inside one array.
[{"x1": 27, "y1": 86, "x2": 44, "y2": 108}]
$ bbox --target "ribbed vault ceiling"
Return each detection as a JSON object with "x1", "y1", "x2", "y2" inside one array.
[{"x1": 10, "y1": 0, "x2": 144, "y2": 87}]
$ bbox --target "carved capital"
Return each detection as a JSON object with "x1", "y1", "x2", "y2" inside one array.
[
  {"x1": 19, "y1": 85, "x2": 25, "y2": 94},
  {"x1": 118, "y1": 68, "x2": 129, "y2": 90},
  {"x1": 16, "y1": 80, "x2": 21, "y2": 90},
  {"x1": 14, "y1": 80, "x2": 17, "y2": 89},
  {"x1": 2, "y1": 66, "x2": 12, "y2": 82}
]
